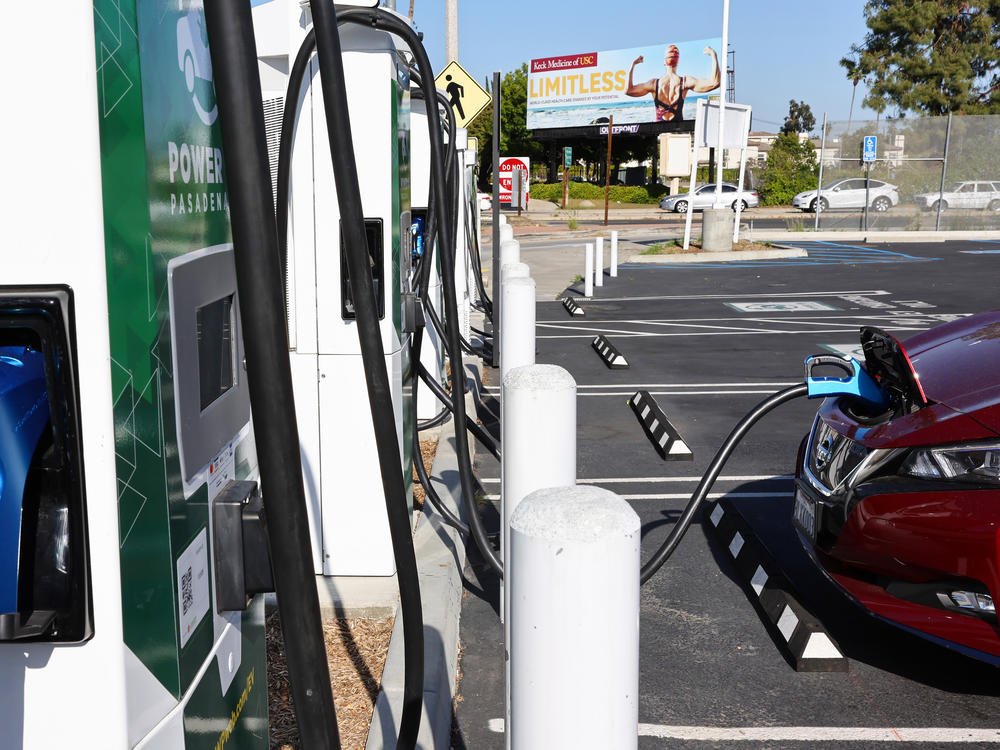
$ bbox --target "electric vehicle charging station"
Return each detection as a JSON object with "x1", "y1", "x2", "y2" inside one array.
[
  {"x1": 3, "y1": 2, "x2": 271, "y2": 747},
  {"x1": 254, "y1": 0, "x2": 415, "y2": 577}
]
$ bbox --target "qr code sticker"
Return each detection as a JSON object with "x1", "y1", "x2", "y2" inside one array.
[{"x1": 181, "y1": 567, "x2": 193, "y2": 616}]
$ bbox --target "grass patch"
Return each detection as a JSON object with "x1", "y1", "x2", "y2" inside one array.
[
  {"x1": 567, "y1": 218, "x2": 579, "y2": 230},
  {"x1": 639, "y1": 238, "x2": 780, "y2": 255}
]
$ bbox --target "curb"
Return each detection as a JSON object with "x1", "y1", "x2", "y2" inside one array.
[
  {"x1": 626, "y1": 246, "x2": 807, "y2": 263},
  {"x1": 704, "y1": 497, "x2": 848, "y2": 673},
  {"x1": 364, "y1": 365, "x2": 479, "y2": 750}
]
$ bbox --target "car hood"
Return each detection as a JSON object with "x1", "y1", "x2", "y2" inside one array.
[
  {"x1": 794, "y1": 190, "x2": 817, "y2": 199},
  {"x1": 902, "y1": 311, "x2": 1000, "y2": 432}
]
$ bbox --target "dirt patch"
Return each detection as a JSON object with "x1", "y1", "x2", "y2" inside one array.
[
  {"x1": 412, "y1": 438, "x2": 438, "y2": 512},
  {"x1": 640, "y1": 239, "x2": 777, "y2": 255},
  {"x1": 267, "y1": 612, "x2": 394, "y2": 750}
]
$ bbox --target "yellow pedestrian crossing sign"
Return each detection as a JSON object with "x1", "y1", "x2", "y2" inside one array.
[{"x1": 435, "y1": 61, "x2": 491, "y2": 129}]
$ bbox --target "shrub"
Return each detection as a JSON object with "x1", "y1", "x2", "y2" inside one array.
[{"x1": 529, "y1": 182, "x2": 667, "y2": 204}]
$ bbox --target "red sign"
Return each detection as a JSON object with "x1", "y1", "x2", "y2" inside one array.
[
  {"x1": 498, "y1": 157, "x2": 530, "y2": 205},
  {"x1": 531, "y1": 53, "x2": 598, "y2": 74}
]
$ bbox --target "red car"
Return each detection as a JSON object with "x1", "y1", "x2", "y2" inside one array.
[{"x1": 795, "y1": 312, "x2": 1000, "y2": 662}]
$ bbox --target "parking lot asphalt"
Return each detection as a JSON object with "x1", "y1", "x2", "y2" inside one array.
[{"x1": 452, "y1": 239, "x2": 1000, "y2": 749}]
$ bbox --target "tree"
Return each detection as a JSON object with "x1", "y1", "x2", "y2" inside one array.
[
  {"x1": 844, "y1": 1, "x2": 1000, "y2": 115},
  {"x1": 781, "y1": 100, "x2": 815, "y2": 135},
  {"x1": 759, "y1": 132, "x2": 818, "y2": 205}
]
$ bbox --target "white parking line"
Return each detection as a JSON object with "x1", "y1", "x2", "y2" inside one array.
[
  {"x1": 483, "y1": 492, "x2": 791, "y2": 501},
  {"x1": 538, "y1": 290, "x2": 892, "y2": 304},
  {"x1": 487, "y1": 719, "x2": 1000, "y2": 742},
  {"x1": 537, "y1": 326, "x2": 930, "y2": 340},
  {"x1": 479, "y1": 475, "x2": 792, "y2": 484}
]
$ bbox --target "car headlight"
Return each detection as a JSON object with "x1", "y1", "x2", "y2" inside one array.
[{"x1": 900, "y1": 441, "x2": 1000, "y2": 483}]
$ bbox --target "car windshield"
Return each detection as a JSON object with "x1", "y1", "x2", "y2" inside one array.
[
  {"x1": 946, "y1": 182, "x2": 965, "y2": 192},
  {"x1": 821, "y1": 180, "x2": 848, "y2": 190}
]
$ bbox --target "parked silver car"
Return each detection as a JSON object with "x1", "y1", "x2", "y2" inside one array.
[
  {"x1": 914, "y1": 181, "x2": 1000, "y2": 211},
  {"x1": 659, "y1": 183, "x2": 759, "y2": 213},
  {"x1": 793, "y1": 178, "x2": 899, "y2": 212}
]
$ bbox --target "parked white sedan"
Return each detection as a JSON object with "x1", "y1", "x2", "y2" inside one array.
[
  {"x1": 914, "y1": 181, "x2": 1000, "y2": 211},
  {"x1": 793, "y1": 178, "x2": 899, "y2": 212},
  {"x1": 658, "y1": 183, "x2": 759, "y2": 213}
]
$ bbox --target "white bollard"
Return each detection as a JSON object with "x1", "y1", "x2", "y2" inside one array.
[
  {"x1": 499, "y1": 223, "x2": 514, "y2": 245},
  {"x1": 509, "y1": 486, "x2": 640, "y2": 750},
  {"x1": 499, "y1": 278, "x2": 536, "y2": 387},
  {"x1": 584, "y1": 243, "x2": 594, "y2": 297},
  {"x1": 610, "y1": 230, "x2": 619, "y2": 277},
  {"x1": 500, "y1": 238, "x2": 520, "y2": 268},
  {"x1": 501, "y1": 261, "x2": 530, "y2": 282},
  {"x1": 502, "y1": 364, "x2": 576, "y2": 747},
  {"x1": 595, "y1": 237, "x2": 604, "y2": 287},
  {"x1": 498, "y1": 213, "x2": 507, "y2": 226}
]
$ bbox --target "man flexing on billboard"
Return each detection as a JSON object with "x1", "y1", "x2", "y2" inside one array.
[{"x1": 625, "y1": 44, "x2": 720, "y2": 122}]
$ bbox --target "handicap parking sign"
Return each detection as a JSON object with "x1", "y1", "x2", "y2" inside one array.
[{"x1": 863, "y1": 135, "x2": 877, "y2": 162}]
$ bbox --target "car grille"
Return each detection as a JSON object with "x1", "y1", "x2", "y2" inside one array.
[{"x1": 807, "y1": 418, "x2": 871, "y2": 492}]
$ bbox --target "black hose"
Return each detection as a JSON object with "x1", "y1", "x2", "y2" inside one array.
[
  {"x1": 412, "y1": 425, "x2": 471, "y2": 535},
  {"x1": 417, "y1": 363, "x2": 500, "y2": 462},
  {"x1": 276, "y1": 28, "x2": 315, "y2": 296},
  {"x1": 277, "y1": 7, "x2": 503, "y2": 579},
  {"x1": 201, "y1": 4, "x2": 342, "y2": 749},
  {"x1": 368, "y1": 10, "x2": 504, "y2": 576},
  {"x1": 418, "y1": 407, "x2": 450, "y2": 431},
  {"x1": 639, "y1": 383, "x2": 809, "y2": 585},
  {"x1": 306, "y1": 3, "x2": 423, "y2": 745}
]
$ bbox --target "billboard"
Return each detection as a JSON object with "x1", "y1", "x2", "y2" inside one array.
[{"x1": 527, "y1": 38, "x2": 723, "y2": 131}]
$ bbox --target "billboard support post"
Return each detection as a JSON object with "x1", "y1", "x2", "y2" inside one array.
[
  {"x1": 491, "y1": 71, "x2": 501, "y2": 369},
  {"x1": 683, "y1": 138, "x2": 698, "y2": 250},
  {"x1": 604, "y1": 116, "x2": 613, "y2": 227},
  {"x1": 815, "y1": 112, "x2": 827, "y2": 231},
  {"x1": 714, "y1": 0, "x2": 731, "y2": 208}
]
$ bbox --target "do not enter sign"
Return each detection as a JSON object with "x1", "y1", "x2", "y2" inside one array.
[{"x1": 499, "y1": 156, "x2": 530, "y2": 206}]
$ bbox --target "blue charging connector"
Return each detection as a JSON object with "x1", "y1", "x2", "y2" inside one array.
[
  {"x1": 0, "y1": 345, "x2": 50, "y2": 615},
  {"x1": 804, "y1": 354, "x2": 889, "y2": 409}
]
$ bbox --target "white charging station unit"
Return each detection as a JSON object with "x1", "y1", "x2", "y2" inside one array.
[
  {"x1": 3, "y1": 2, "x2": 269, "y2": 748},
  {"x1": 255, "y1": 0, "x2": 414, "y2": 577}
]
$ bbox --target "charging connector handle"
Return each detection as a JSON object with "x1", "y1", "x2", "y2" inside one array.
[
  {"x1": 640, "y1": 383, "x2": 809, "y2": 585},
  {"x1": 804, "y1": 355, "x2": 889, "y2": 408}
]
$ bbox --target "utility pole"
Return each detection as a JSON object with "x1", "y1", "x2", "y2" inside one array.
[
  {"x1": 408, "y1": 0, "x2": 414, "y2": 19},
  {"x1": 446, "y1": 0, "x2": 458, "y2": 63}
]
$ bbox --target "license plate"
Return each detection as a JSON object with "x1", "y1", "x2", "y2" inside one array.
[{"x1": 793, "y1": 488, "x2": 817, "y2": 543}]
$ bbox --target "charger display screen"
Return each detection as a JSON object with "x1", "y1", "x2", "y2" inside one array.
[{"x1": 196, "y1": 294, "x2": 235, "y2": 411}]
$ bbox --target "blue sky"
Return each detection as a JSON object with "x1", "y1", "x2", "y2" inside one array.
[{"x1": 408, "y1": 0, "x2": 879, "y2": 133}]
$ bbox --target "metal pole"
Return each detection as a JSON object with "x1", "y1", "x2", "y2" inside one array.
[
  {"x1": 936, "y1": 112, "x2": 952, "y2": 232},
  {"x1": 683, "y1": 129, "x2": 698, "y2": 249},
  {"x1": 815, "y1": 112, "x2": 827, "y2": 231},
  {"x1": 503, "y1": 364, "x2": 578, "y2": 750},
  {"x1": 509, "y1": 485, "x2": 639, "y2": 750},
  {"x1": 713, "y1": 0, "x2": 730, "y2": 208},
  {"x1": 732, "y1": 145, "x2": 748, "y2": 243},
  {"x1": 610, "y1": 230, "x2": 619, "y2": 277},
  {"x1": 864, "y1": 160, "x2": 871, "y2": 232},
  {"x1": 604, "y1": 116, "x2": 613, "y2": 226},
  {"x1": 595, "y1": 237, "x2": 604, "y2": 287},
  {"x1": 445, "y1": 0, "x2": 458, "y2": 63},
  {"x1": 584, "y1": 243, "x2": 594, "y2": 297},
  {"x1": 491, "y1": 71, "x2": 501, "y2": 368}
]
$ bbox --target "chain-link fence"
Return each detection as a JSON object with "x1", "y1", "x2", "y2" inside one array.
[{"x1": 811, "y1": 114, "x2": 1000, "y2": 231}]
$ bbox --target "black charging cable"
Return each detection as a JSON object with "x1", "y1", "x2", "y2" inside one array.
[
  {"x1": 640, "y1": 384, "x2": 809, "y2": 584},
  {"x1": 307, "y1": 2, "x2": 424, "y2": 745}
]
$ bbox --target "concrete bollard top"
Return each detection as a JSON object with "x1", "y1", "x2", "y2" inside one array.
[
  {"x1": 502, "y1": 363, "x2": 575, "y2": 394},
  {"x1": 499, "y1": 224, "x2": 514, "y2": 243},
  {"x1": 510, "y1": 485, "x2": 640, "y2": 543}
]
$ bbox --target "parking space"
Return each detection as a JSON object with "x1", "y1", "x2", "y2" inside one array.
[{"x1": 452, "y1": 240, "x2": 1000, "y2": 749}]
